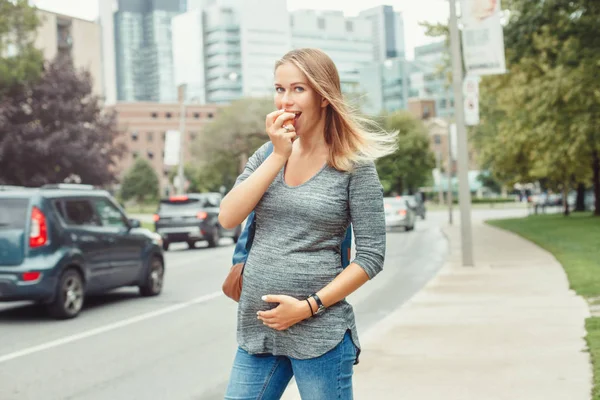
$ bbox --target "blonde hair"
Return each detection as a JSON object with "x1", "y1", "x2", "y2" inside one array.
[{"x1": 275, "y1": 48, "x2": 398, "y2": 171}]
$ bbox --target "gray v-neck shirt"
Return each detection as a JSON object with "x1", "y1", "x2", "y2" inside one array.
[{"x1": 234, "y1": 142, "x2": 386, "y2": 363}]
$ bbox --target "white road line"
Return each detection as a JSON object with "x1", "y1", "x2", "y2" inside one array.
[{"x1": 0, "y1": 291, "x2": 223, "y2": 365}]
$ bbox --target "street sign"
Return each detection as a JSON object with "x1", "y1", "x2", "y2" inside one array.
[
  {"x1": 463, "y1": 75, "x2": 481, "y2": 126},
  {"x1": 460, "y1": 0, "x2": 507, "y2": 76},
  {"x1": 163, "y1": 130, "x2": 181, "y2": 166}
]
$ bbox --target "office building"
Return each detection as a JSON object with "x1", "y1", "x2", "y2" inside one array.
[
  {"x1": 112, "y1": 102, "x2": 219, "y2": 190},
  {"x1": 172, "y1": 0, "x2": 289, "y2": 103},
  {"x1": 100, "y1": 0, "x2": 186, "y2": 104},
  {"x1": 358, "y1": 5, "x2": 406, "y2": 61},
  {"x1": 35, "y1": 9, "x2": 104, "y2": 97},
  {"x1": 290, "y1": 10, "x2": 373, "y2": 94}
]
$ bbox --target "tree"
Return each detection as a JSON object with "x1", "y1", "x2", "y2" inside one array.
[
  {"x1": 120, "y1": 158, "x2": 159, "y2": 203},
  {"x1": 376, "y1": 111, "x2": 435, "y2": 195},
  {"x1": 192, "y1": 97, "x2": 274, "y2": 191},
  {"x1": 0, "y1": 0, "x2": 44, "y2": 98},
  {"x1": 0, "y1": 56, "x2": 125, "y2": 186}
]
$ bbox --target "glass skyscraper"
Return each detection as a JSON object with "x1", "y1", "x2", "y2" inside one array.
[{"x1": 113, "y1": 0, "x2": 186, "y2": 102}]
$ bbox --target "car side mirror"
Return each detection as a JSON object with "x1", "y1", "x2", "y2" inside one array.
[{"x1": 129, "y1": 219, "x2": 141, "y2": 228}]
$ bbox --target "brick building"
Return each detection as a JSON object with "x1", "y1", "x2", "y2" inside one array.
[{"x1": 111, "y1": 102, "x2": 220, "y2": 193}]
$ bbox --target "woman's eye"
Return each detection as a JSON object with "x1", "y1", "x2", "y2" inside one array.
[
  {"x1": 275, "y1": 87, "x2": 284, "y2": 93},
  {"x1": 294, "y1": 87, "x2": 304, "y2": 92}
]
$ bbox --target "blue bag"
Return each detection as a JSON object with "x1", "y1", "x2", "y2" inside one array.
[{"x1": 229, "y1": 142, "x2": 353, "y2": 285}]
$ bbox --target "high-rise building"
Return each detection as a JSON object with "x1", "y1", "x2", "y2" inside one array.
[
  {"x1": 412, "y1": 41, "x2": 454, "y2": 118},
  {"x1": 358, "y1": 5, "x2": 405, "y2": 62},
  {"x1": 35, "y1": 9, "x2": 104, "y2": 98},
  {"x1": 172, "y1": 0, "x2": 290, "y2": 103},
  {"x1": 100, "y1": 0, "x2": 186, "y2": 104},
  {"x1": 290, "y1": 10, "x2": 373, "y2": 94}
]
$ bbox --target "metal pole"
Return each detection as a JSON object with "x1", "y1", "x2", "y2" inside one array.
[
  {"x1": 448, "y1": 0, "x2": 474, "y2": 266},
  {"x1": 435, "y1": 150, "x2": 444, "y2": 205},
  {"x1": 402, "y1": 58, "x2": 409, "y2": 110},
  {"x1": 447, "y1": 123, "x2": 454, "y2": 225},
  {"x1": 177, "y1": 84, "x2": 187, "y2": 195}
]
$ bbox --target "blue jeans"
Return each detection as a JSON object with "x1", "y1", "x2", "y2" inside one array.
[{"x1": 225, "y1": 330, "x2": 357, "y2": 399}]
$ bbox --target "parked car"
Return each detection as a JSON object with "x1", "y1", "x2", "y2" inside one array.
[
  {"x1": 402, "y1": 194, "x2": 427, "y2": 220},
  {"x1": 0, "y1": 184, "x2": 165, "y2": 319},
  {"x1": 154, "y1": 193, "x2": 242, "y2": 251},
  {"x1": 384, "y1": 197, "x2": 417, "y2": 231}
]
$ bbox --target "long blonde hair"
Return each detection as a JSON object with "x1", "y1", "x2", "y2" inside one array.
[{"x1": 275, "y1": 48, "x2": 398, "y2": 171}]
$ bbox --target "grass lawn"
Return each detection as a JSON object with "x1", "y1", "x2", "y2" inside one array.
[
  {"x1": 487, "y1": 213, "x2": 600, "y2": 398},
  {"x1": 141, "y1": 221, "x2": 155, "y2": 232}
]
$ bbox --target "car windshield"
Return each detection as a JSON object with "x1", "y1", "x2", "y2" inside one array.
[{"x1": 0, "y1": 198, "x2": 29, "y2": 229}]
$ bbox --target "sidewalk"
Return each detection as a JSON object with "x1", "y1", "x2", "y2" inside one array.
[{"x1": 285, "y1": 220, "x2": 592, "y2": 399}]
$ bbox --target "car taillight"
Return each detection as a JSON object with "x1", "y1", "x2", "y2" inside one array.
[
  {"x1": 29, "y1": 207, "x2": 48, "y2": 248},
  {"x1": 153, "y1": 214, "x2": 160, "y2": 222},
  {"x1": 196, "y1": 211, "x2": 208, "y2": 220},
  {"x1": 22, "y1": 271, "x2": 42, "y2": 282},
  {"x1": 398, "y1": 209, "x2": 407, "y2": 216}
]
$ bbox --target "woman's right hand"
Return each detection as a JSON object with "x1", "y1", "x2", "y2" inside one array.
[{"x1": 265, "y1": 109, "x2": 297, "y2": 159}]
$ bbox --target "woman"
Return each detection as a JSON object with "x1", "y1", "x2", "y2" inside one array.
[{"x1": 219, "y1": 48, "x2": 397, "y2": 399}]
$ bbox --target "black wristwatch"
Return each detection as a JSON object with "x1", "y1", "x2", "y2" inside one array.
[{"x1": 309, "y1": 293, "x2": 326, "y2": 316}]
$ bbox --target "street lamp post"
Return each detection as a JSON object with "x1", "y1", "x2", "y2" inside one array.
[
  {"x1": 448, "y1": 0, "x2": 474, "y2": 266},
  {"x1": 176, "y1": 83, "x2": 187, "y2": 195}
]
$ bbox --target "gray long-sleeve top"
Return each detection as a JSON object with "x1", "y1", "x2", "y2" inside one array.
[{"x1": 235, "y1": 142, "x2": 386, "y2": 363}]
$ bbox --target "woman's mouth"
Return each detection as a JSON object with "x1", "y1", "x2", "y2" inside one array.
[{"x1": 293, "y1": 112, "x2": 301, "y2": 126}]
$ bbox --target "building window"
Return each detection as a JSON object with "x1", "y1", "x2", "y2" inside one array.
[
  {"x1": 133, "y1": 151, "x2": 139, "y2": 159},
  {"x1": 162, "y1": 132, "x2": 167, "y2": 141},
  {"x1": 147, "y1": 132, "x2": 153, "y2": 142},
  {"x1": 151, "y1": 112, "x2": 158, "y2": 118},
  {"x1": 346, "y1": 21, "x2": 353, "y2": 32},
  {"x1": 190, "y1": 132, "x2": 197, "y2": 141},
  {"x1": 131, "y1": 131, "x2": 138, "y2": 141},
  {"x1": 166, "y1": 112, "x2": 172, "y2": 119},
  {"x1": 208, "y1": 113, "x2": 214, "y2": 119},
  {"x1": 193, "y1": 112, "x2": 200, "y2": 119},
  {"x1": 147, "y1": 151, "x2": 154, "y2": 160},
  {"x1": 317, "y1": 17, "x2": 325, "y2": 30},
  {"x1": 434, "y1": 135, "x2": 441, "y2": 145}
]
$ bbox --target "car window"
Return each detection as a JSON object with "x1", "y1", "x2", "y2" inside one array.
[
  {"x1": 0, "y1": 198, "x2": 29, "y2": 230},
  {"x1": 62, "y1": 199, "x2": 101, "y2": 226},
  {"x1": 384, "y1": 198, "x2": 407, "y2": 209},
  {"x1": 92, "y1": 198, "x2": 127, "y2": 228}
]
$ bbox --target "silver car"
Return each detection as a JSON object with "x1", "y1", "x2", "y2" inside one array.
[{"x1": 384, "y1": 197, "x2": 417, "y2": 231}]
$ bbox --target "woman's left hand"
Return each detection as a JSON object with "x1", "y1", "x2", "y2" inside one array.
[{"x1": 257, "y1": 295, "x2": 312, "y2": 331}]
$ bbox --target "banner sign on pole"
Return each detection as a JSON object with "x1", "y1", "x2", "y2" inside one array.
[
  {"x1": 460, "y1": 0, "x2": 507, "y2": 76},
  {"x1": 463, "y1": 75, "x2": 480, "y2": 125},
  {"x1": 163, "y1": 130, "x2": 181, "y2": 166}
]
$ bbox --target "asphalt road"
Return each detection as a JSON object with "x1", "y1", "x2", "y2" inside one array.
[{"x1": 0, "y1": 209, "x2": 523, "y2": 400}]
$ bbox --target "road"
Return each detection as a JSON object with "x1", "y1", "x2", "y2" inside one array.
[{"x1": 0, "y1": 209, "x2": 525, "y2": 399}]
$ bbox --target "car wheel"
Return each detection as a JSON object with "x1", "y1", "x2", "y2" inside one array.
[
  {"x1": 162, "y1": 241, "x2": 169, "y2": 251},
  {"x1": 187, "y1": 240, "x2": 196, "y2": 249},
  {"x1": 47, "y1": 268, "x2": 84, "y2": 319},
  {"x1": 139, "y1": 256, "x2": 164, "y2": 297},
  {"x1": 207, "y1": 227, "x2": 220, "y2": 248}
]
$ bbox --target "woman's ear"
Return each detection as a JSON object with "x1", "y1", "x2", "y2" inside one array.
[{"x1": 321, "y1": 96, "x2": 330, "y2": 108}]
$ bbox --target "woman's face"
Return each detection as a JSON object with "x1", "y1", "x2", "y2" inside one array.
[{"x1": 274, "y1": 62, "x2": 328, "y2": 136}]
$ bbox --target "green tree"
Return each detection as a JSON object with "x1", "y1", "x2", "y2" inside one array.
[
  {"x1": 0, "y1": 0, "x2": 44, "y2": 97},
  {"x1": 376, "y1": 111, "x2": 435, "y2": 195},
  {"x1": 120, "y1": 158, "x2": 160, "y2": 204},
  {"x1": 191, "y1": 97, "x2": 274, "y2": 192}
]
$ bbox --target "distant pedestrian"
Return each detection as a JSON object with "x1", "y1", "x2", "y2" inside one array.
[{"x1": 219, "y1": 48, "x2": 397, "y2": 399}]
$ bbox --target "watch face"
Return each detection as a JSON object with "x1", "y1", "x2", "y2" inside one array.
[{"x1": 315, "y1": 305, "x2": 326, "y2": 315}]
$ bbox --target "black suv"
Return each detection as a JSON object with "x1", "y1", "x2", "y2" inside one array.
[
  {"x1": 0, "y1": 184, "x2": 165, "y2": 319},
  {"x1": 154, "y1": 193, "x2": 241, "y2": 250}
]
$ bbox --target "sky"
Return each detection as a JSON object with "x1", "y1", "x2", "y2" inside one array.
[{"x1": 31, "y1": 0, "x2": 449, "y2": 59}]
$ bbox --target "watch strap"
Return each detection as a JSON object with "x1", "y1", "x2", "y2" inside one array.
[{"x1": 309, "y1": 293, "x2": 326, "y2": 315}]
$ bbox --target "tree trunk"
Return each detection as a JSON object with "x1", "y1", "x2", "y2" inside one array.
[
  {"x1": 575, "y1": 183, "x2": 586, "y2": 212},
  {"x1": 593, "y1": 149, "x2": 600, "y2": 217},
  {"x1": 563, "y1": 185, "x2": 570, "y2": 216}
]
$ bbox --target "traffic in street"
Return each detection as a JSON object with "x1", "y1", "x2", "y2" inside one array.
[{"x1": 0, "y1": 210, "x2": 452, "y2": 400}]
